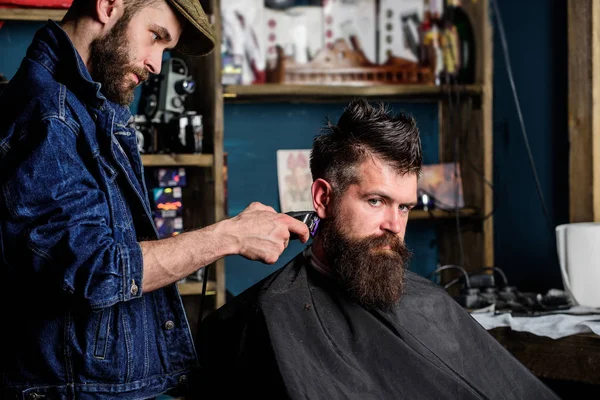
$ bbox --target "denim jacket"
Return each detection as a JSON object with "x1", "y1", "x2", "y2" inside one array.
[{"x1": 0, "y1": 21, "x2": 197, "y2": 399}]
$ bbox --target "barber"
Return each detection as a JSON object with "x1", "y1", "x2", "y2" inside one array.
[{"x1": 0, "y1": 0, "x2": 309, "y2": 398}]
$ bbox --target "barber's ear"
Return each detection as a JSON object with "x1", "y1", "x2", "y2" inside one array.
[
  {"x1": 96, "y1": 0, "x2": 124, "y2": 25},
  {"x1": 312, "y1": 178, "x2": 333, "y2": 220}
]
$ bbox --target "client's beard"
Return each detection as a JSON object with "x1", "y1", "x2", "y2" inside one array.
[{"x1": 320, "y1": 214, "x2": 412, "y2": 310}]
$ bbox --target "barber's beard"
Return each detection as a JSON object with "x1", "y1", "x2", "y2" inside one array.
[
  {"x1": 320, "y1": 214, "x2": 412, "y2": 310},
  {"x1": 89, "y1": 18, "x2": 149, "y2": 106}
]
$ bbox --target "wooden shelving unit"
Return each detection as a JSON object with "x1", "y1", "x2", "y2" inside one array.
[
  {"x1": 436, "y1": 0, "x2": 493, "y2": 276},
  {"x1": 409, "y1": 209, "x2": 479, "y2": 220},
  {"x1": 223, "y1": 83, "x2": 483, "y2": 102},
  {"x1": 141, "y1": 154, "x2": 213, "y2": 167},
  {"x1": 0, "y1": 7, "x2": 66, "y2": 21}
]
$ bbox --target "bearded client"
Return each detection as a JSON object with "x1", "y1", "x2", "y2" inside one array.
[{"x1": 192, "y1": 99, "x2": 559, "y2": 400}]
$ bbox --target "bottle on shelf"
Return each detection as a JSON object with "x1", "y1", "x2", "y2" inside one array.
[{"x1": 442, "y1": 0, "x2": 475, "y2": 84}]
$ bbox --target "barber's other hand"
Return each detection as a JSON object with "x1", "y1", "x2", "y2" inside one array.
[{"x1": 223, "y1": 202, "x2": 310, "y2": 264}]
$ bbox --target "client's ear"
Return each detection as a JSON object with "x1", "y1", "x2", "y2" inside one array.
[{"x1": 312, "y1": 178, "x2": 333, "y2": 219}]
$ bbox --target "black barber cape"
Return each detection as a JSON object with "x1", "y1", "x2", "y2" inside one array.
[{"x1": 192, "y1": 248, "x2": 559, "y2": 400}]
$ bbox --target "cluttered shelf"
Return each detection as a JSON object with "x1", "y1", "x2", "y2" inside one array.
[
  {"x1": 177, "y1": 280, "x2": 216, "y2": 296},
  {"x1": 220, "y1": 0, "x2": 484, "y2": 102},
  {"x1": 223, "y1": 83, "x2": 483, "y2": 102},
  {"x1": 141, "y1": 154, "x2": 213, "y2": 167},
  {"x1": 0, "y1": 7, "x2": 66, "y2": 21}
]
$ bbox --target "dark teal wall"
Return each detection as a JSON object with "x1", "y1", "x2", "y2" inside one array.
[
  {"x1": 491, "y1": 0, "x2": 568, "y2": 293},
  {"x1": 0, "y1": 21, "x2": 44, "y2": 77}
]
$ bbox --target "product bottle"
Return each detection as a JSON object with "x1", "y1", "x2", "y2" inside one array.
[
  {"x1": 418, "y1": 1, "x2": 434, "y2": 68},
  {"x1": 443, "y1": 0, "x2": 475, "y2": 83}
]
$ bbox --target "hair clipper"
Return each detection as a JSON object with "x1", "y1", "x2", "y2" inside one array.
[{"x1": 286, "y1": 211, "x2": 320, "y2": 240}]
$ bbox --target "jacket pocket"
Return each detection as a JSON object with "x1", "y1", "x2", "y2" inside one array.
[{"x1": 93, "y1": 307, "x2": 112, "y2": 359}]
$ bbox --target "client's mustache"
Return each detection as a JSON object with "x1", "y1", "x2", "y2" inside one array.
[{"x1": 365, "y1": 232, "x2": 405, "y2": 254}]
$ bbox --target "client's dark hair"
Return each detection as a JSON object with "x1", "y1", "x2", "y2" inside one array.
[{"x1": 310, "y1": 98, "x2": 422, "y2": 194}]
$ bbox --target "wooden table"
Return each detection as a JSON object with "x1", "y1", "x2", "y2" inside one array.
[{"x1": 489, "y1": 327, "x2": 600, "y2": 385}]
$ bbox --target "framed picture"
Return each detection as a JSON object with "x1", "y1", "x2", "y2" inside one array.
[
  {"x1": 418, "y1": 162, "x2": 464, "y2": 209},
  {"x1": 276, "y1": 149, "x2": 314, "y2": 213}
]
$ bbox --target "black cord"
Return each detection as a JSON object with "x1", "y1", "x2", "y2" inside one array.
[
  {"x1": 490, "y1": 0, "x2": 552, "y2": 230},
  {"x1": 462, "y1": 106, "x2": 495, "y2": 190},
  {"x1": 444, "y1": 277, "x2": 462, "y2": 290},
  {"x1": 460, "y1": 95, "x2": 495, "y2": 190},
  {"x1": 443, "y1": 4, "x2": 497, "y2": 227},
  {"x1": 444, "y1": 88, "x2": 498, "y2": 228},
  {"x1": 482, "y1": 266, "x2": 508, "y2": 287},
  {"x1": 442, "y1": 266, "x2": 509, "y2": 291},
  {"x1": 446, "y1": 79, "x2": 465, "y2": 268},
  {"x1": 199, "y1": 264, "x2": 210, "y2": 322},
  {"x1": 427, "y1": 264, "x2": 471, "y2": 288},
  {"x1": 453, "y1": 86, "x2": 497, "y2": 223}
]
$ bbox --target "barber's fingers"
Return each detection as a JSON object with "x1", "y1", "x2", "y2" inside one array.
[
  {"x1": 229, "y1": 209, "x2": 286, "y2": 262},
  {"x1": 282, "y1": 214, "x2": 310, "y2": 243},
  {"x1": 242, "y1": 203, "x2": 309, "y2": 242},
  {"x1": 245, "y1": 201, "x2": 276, "y2": 213}
]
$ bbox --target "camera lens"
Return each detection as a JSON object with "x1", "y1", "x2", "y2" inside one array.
[{"x1": 175, "y1": 79, "x2": 196, "y2": 95}]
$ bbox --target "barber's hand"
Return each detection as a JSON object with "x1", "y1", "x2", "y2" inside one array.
[{"x1": 225, "y1": 202, "x2": 310, "y2": 264}]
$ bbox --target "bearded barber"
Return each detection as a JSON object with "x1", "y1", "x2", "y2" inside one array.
[{"x1": 0, "y1": 0, "x2": 309, "y2": 398}]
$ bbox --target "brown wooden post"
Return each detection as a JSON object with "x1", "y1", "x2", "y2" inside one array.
[
  {"x1": 568, "y1": 0, "x2": 600, "y2": 222},
  {"x1": 210, "y1": 0, "x2": 226, "y2": 309},
  {"x1": 438, "y1": 0, "x2": 494, "y2": 275}
]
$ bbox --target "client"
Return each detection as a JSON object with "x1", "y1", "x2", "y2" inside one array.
[{"x1": 192, "y1": 99, "x2": 559, "y2": 400}]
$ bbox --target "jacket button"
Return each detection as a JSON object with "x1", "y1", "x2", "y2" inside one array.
[
  {"x1": 179, "y1": 374, "x2": 188, "y2": 385},
  {"x1": 130, "y1": 284, "x2": 139, "y2": 296},
  {"x1": 92, "y1": 113, "x2": 98, "y2": 121},
  {"x1": 164, "y1": 320, "x2": 175, "y2": 330}
]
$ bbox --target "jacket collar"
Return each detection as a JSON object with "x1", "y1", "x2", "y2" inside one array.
[{"x1": 27, "y1": 19, "x2": 132, "y2": 125}]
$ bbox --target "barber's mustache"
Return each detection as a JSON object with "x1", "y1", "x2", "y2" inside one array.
[{"x1": 129, "y1": 67, "x2": 150, "y2": 85}]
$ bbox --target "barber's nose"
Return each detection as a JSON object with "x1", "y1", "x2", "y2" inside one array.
[{"x1": 145, "y1": 52, "x2": 163, "y2": 75}]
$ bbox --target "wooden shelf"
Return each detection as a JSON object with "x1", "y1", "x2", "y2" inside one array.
[
  {"x1": 177, "y1": 280, "x2": 216, "y2": 296},
  {"x1": 0, "y1": 7, "x2": 66, "y2": 21},
  {"x1": 409, "y1": 208, "x2": 478, "y2": 220},
  {"x1": 141, "y1": 154, "x2": 213, "y2": 167},
  {"x1": 223, "y1": 83, "x2": 483, "y2": 102}
]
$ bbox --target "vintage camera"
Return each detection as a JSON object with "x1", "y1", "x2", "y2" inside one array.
[
  {"x1": 138, "y1": 58, "x2": 202, "y2": 153},
  {"x1": 159, "y1": 58, "x2": 196, "y2": 118},
  {"x1": 139, "y1": 57, "x2": 196, "y2": 124}
]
